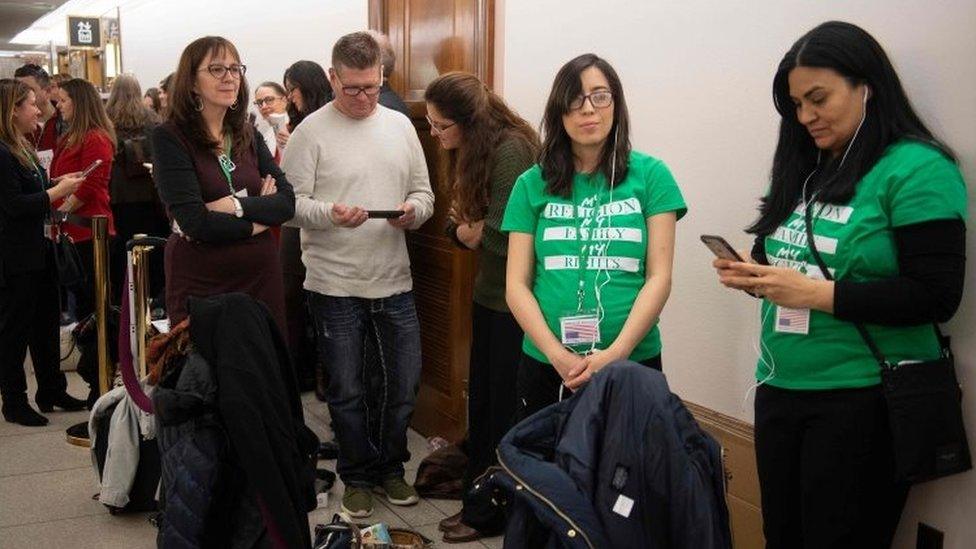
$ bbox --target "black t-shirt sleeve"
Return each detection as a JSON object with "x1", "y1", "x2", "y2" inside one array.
[
  {"x1": 751, "y1": 236, "x2": 769, "y2": 265},
  {"x1": 236, "y1": 133, "x2": 295, "y2": 226},
  {"x1": 834, "y1": 219, "x2": 965, "y2": 326}
]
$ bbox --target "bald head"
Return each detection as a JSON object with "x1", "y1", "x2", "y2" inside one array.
[{"x1": 367, "y1": 30, "x2": 396, "y2": 79}]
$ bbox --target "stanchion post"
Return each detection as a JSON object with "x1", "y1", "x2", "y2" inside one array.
[
  {"x1": 131, "y1": 233, "x2": 151, "y2": 378},
  {"x1": 66, "y1": 215, "x2": 111, "y2": 448},
  {"x1": 92, "y1": 215, "x2": 112, "y2": 395}
]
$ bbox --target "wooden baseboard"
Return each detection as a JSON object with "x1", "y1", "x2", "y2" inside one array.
[{"x1": 684, "y1": 401, "x2": 765, "y2": 549}]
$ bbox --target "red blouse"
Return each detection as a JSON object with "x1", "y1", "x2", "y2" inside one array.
[{"x1": 50, "y1": 130, "x2": 116, "y2": 242}]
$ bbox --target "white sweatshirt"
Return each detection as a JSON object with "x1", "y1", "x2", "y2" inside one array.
[{"x1": 282, "y1": 102, "x2": 434, "y2": 298}]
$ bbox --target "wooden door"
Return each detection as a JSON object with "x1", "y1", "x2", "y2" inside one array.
[{"x1": 369, "y1": 0, "x2": 494, "y2": 441}]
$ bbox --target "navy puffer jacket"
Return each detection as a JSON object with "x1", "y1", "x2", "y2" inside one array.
[{"x1": 493, "y1": 361, "x2": 731, "y2": 549}]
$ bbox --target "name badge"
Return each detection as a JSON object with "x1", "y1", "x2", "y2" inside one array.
[
  {"x1": 774, "y1": 306, "x2": 810, "y2": 335},
  {"x1": 36, "y1": 149, "x2": 54, "y2": 172},
  {"x1": 560, "y1": 313, "x2": 601, "y2": 345},
  {"x1": 233, "y1": 187, "x2": 248, "y2": 198}
]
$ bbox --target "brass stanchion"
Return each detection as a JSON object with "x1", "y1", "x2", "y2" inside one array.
[
  {"x1": 131, "y1": 234, "x2": 152, "y2": 378},
  {"x1": 66, "y1": 215, "x2": 111, "y2": 447}
]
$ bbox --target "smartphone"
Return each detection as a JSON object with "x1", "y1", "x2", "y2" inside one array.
[
  {"x1": 367, "y1": 210, "x2": 405, "y2": 219},
  {"x1": 700, "y1": 234, "x2": 745, "y2": 262},
  {"x1": 80, "y1": 159, "x2": 103, "y2": 178}
]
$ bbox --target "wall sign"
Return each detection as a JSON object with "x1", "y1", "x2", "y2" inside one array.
[{"x1": 67, "y1": 16, "x2": 101, "y2": 48}]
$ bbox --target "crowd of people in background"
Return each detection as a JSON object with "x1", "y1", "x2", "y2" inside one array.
[{"x1": 0, "y1": 20, "x2": 968, "y2": 548}]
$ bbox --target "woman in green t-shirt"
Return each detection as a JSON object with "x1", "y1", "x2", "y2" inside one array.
[
  {"x1": 715, "y1": 22, "x2": 967, "y2": 547},
  {"x1": 502, "y1": 54, "x2": 686, "y2": 419},
  {"x1": 424, "y1": 72, "x2": 539, "y2": 543}
]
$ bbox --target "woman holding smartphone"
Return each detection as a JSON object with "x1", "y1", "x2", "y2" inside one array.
[
  {"x1": 425, "y1": 71, "x2": 538, "y2": 543},
  {"x1": 714, "y1": 22, "x2": 967, "y2": 547},
  {"x1": 50, "y1": 78, "x2": 117, "y2": 405},
  {"x1": 153, "y1": 36, "x2": 294, "y2": 332},
  {"x1": 502, "y1": 53, "x2": 686, "y2": 418},
  {"x1": 0, "y1": 79, "x2": 87, "y2": 425}
]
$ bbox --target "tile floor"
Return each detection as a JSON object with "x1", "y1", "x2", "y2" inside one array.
[{"x1": 0, "y1": 372, "x2": 503, "y2": 548}]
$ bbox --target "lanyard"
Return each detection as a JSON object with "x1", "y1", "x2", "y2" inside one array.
[
  {"x1": 216, "y1": 135, "x2": 235, "y2": 194},
  {"x1": 572, "y1": 185, "x2": 602, "y2": 313},
  {"x1": 23, "y1": 148, "x2": 48, "y2": 187}
]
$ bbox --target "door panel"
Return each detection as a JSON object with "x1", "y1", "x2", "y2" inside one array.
[{"x1": 371, "y1": 0, "x2": 494, "y2": 441}]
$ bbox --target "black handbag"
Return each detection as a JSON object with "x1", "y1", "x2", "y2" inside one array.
[
  {"x1": 804, "y1": 204, "x2": 971, "y2": 483},
  {"x1": 51, "y1": 221, "x2": 85, "y2": 287}
]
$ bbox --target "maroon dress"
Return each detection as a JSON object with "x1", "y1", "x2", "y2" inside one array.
[{"x1": 152, "y1": 122, "x2": 294, "y2": 334}]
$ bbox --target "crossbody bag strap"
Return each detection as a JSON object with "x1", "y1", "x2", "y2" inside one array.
[{"x1": 803, "y1": 203, "x2": 891, "y2": 369}]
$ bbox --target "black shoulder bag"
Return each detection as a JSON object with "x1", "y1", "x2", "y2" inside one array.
[
  {"x1": 804, "y1": 204, "x2": 971, "y2": 483},
  {"x1": 50, "y1": 212, "x2": 86, "y2": 288}
]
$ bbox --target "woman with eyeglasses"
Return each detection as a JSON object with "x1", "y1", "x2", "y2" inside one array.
[
  {"x1": 152, "y1": 36, "x2": 294, "y2": 332},
  {"x1": 252, "y1": 81, "x2": 289, "y2": 163},
  {"x1": 0, "y1": 78, "x2": 87, "y2": 426},
  {"x1": 424, "y1": 71, "x2": 539, "y2": 543},
  {"x1": 278, "y1": 60, "x2": 333, "y2": 398},
  {"x1": 502, "y1": 54, "x2": 686, "y2": 419},
  {"x1": 714, "y1": 22, "x2": 967, "y2": 547},
  {"x1": 280, "y1": 60, "x2": 333, "y2": 149}
]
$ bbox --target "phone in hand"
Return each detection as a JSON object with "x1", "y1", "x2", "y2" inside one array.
[
  {"x1": 700, "y1": 234, "x2": 745, "y2": 262},
  {"x1": 80, "y1": 159, "x2": 103, "y2": 178},
  {"x1": 367, "y1": 210, "x2": 405, "y2": 219}
]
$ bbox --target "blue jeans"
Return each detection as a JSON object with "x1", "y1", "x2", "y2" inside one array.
[{"x1": 308, "y1": 291, "x2": 422, "y2": 487}]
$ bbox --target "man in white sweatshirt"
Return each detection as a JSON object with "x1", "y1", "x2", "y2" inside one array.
[{"x1": 282, "y1": 31, "x2": 434, "y2": 519}]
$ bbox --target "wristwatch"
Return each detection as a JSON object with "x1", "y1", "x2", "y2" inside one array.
[{"x1": 231, "y1": 196, "x2": 243, "y2": 218}]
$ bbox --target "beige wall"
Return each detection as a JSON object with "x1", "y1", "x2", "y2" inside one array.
[
  {"x1": 497, "y1": 1, "x2": 976, "y2": 547},
  {"x1": 119, "y1": 0, "x2": 368, "y2": 96}
]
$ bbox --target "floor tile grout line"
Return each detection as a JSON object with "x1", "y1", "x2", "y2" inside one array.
[
  {"x1": 0, "y1": 464, "x2": 92, "y2": 480},
  {"x1": 0, "y1": 508, "x2": 108, "y2": 530}
]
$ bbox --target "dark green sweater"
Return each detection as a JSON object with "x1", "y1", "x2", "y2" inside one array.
[{"x1": 474, "y1": 137, "x2": 535, "y2": 311}]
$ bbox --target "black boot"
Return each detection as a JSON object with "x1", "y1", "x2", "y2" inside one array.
[
  {"x1": 35, "y1": 392, "x2": 87, "y2": 413},
  {"x1": 2, "y1": 399, "x2": 49, "y2": 427}
]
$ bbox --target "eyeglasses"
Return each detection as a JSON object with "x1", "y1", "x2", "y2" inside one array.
[
  {"x1": 199, "y1": 64, "x2": 247, "y2": 80},
  {"x1": 333, "y1": 71, "x2": 381, "y2": 97},
  {"x1": 425, "y1": 114, "x2": 456, "y2": 134},
  {"x1": 569, "y1": 90, "x2": 613, "y2": 111},
  {"x1": 253, "y1": 96, "x2": 282, "y2": 107}
]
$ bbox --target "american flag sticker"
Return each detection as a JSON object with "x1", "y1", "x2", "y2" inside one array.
[
  {"x1": 560, "y1": 315, "x2": 601, "y2": 345},
  {"x1": 775, "y1": 306, "x2": 810, "y2": 335}
]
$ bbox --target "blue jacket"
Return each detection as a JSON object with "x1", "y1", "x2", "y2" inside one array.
[{"x1": 492, "y1": 361, "x2": 731, "y2": 549}]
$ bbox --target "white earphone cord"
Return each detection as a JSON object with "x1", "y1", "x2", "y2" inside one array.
[{"x1": 742, "y1": 86, "x2": 869, "y2": 408}]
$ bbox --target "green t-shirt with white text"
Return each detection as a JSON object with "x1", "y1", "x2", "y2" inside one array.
[
  {"x1": 760, "y1": 140, "x2": 968, "y2": 390},
  {"x1": 501, "y1": 151, "x2": 687, "y2": 363}
]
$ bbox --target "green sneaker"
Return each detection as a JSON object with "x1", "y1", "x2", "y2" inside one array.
[
  {"x1": 375, "y1": 476, "x2": 419, "y2": 506},
  {"x1": 341, "y1": 487, "x2": 374, "y2": 518}
]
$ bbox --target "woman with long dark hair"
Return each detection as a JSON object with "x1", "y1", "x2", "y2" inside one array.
[
  {"x1": 715, "y1": 21, "x2": 967, "y2": 547},
  {"x1": 152, "y1": 36, "x2": 294, "y2": 331},
  {"x1": 425, "y1": 71, "x2": 538, "y2": 543},
  {"x1": 503, "y1": 54, "x2": 686, "y2": 416},
  {"x1": 282, "y1": 60, "x2": 333, "y2": 135},
  {"x1": 278, "y1": 60, "x2": 332, "y2": 397},
  {"x1": 0, "y1": 79, "x2": 86, "y2": 426}
]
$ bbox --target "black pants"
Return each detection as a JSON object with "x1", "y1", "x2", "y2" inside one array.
[
  {"x1": 73, "y1": 239, "x2": 115, "y2": 395},
  {"x1": 516, "y1": 352, "x2": 662, "y2": 421},
  {"x1": 0, "y1": 264, "x2": 67, "y2": 404},
  {"x1": 755, "y1": 384, "x2": 909, "y2": 549},
  {"x1": 460, "y1": 303, "x2": 523, "y2": 529},
  {"x1": 111, "y1": 202, "x2": 168, "y2": 306}
]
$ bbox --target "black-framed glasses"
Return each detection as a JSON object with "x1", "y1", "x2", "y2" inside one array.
[
  {"x1": 333, "y1": 71, "x2": 381, "y2": 97},
  {"x1": 569, "y1": 90, "x2": 613, "y2": 111},
  {"x1": 253, "y1": 96, "x2": 282, "y2": 107},
  {"x1": 199, "y1": 64, "x2": 247, "y2": 80},
  {"x1": 425, "y1": 114, "x2": 456, "y2": 134}
]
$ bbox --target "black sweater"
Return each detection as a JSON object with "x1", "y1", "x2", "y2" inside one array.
[{"x1": 752, "y1": 219, "x2": 966, "y2": 326}]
